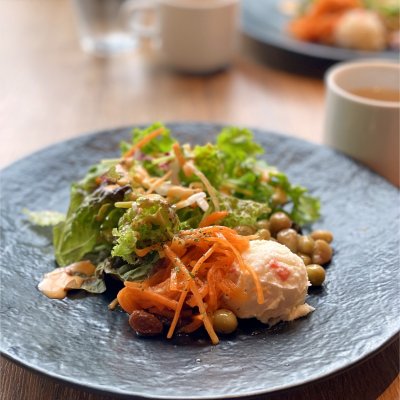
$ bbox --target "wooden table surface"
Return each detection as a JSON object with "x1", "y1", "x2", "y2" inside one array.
[{"x1": 0, "y1": 1, "x2": 398, "y2": 399}]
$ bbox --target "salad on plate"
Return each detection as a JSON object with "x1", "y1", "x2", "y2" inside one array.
[{"x1": 34, "y1": 124, "x2": 334, "y2": 344}]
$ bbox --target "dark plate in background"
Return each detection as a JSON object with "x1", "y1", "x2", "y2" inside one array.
[
  {"x1": 1, "y1": 123, "x2": 399, "y2": 399},
  {"x1": 242, "y1": 0, "x2": 399, "y2": 72}
]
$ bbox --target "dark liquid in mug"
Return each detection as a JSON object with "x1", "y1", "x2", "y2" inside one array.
[{"x1": 349, "y1": 87, "x2": 400, "y2": 102}]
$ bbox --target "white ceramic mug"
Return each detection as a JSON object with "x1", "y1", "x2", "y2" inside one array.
[
  {"x1": 126, "y1": 0, "x2": 240, "y2": 73},
  {"x1": 324, "y1": 60, "x2": 400, "y2": 187}
]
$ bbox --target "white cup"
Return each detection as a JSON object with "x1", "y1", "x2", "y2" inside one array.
[
  {"x1": 127, "y1": 0, "x2": 240, "y2": 73},
  {"x1": 324, "y1": 60, "x2": 400, "y2": 187}
]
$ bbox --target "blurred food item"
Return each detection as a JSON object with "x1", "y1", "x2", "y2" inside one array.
[
  {"x1": 288, "y1": 0, "x2": 399, "y2": 51},
  {"x1": 334, "y1": 9, "x2": 387, "y2": 50},
  {"x1": 289, "y1": 0, "x2": 361, "y2": 44}
]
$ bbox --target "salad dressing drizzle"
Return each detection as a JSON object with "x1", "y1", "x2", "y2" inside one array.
[{"x1": 38, "y1": 261, "x2": 96, "y2": 299}]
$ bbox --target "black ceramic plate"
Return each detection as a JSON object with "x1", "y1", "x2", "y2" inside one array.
[
  {"x1": 1, "y1": 123, "x2": 399, "y2": 399},
  {"x1": 241, "y1": 0, "x2": 398, "y2": 62}
]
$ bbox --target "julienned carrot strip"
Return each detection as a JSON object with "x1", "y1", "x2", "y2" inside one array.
[
  {"x1": 191, "y1": 244, "x2": 217, "y2": 275},
  {"x1": 199, "y1": 211, "x2": 229, "y2": 228},
  {"x1": 122, "y1": 283, "x2": 178, "y2": 310},
  {"x1": 206, "y1": 267, "x2": 218, "y2": 312},
  {"x1": 117, "y1": 287, "x2": 139, "y2": 314},
  {"x1": 135, "y1": 244, "x2": 160, "y2": 257},
  {"x1": 123, "y1": 127, "x2": 165, "y2": 158},
  {"x1": 180, "y1": 315, "x2": 203, "y2": 333},
  {"x1": 186, "y1": 283, "x2": 208, "y2": 307},
  {"x1": 167, "y1": 289, "x2": 188, "y2": 338},
  {"x1": 179, "y1": 226, "x2": 235, "y2": 236},
  {"x1": 145, "y1": 266, "x2": 172, "y2": 287},
  {"x1": 180, "y1": 236, "x2": 248, "y2": 256},
  {"x1": 188, "y1": 280, "x2": 219, "y2": 344},
  {"x1": 216, "y1": 233, "x2": 264, "y2": 305},
  {"x1": 172, "y1": 142, "x2": 186, "y2": 167},
  {"x1": 163, "y1": 245, "x2": 219, "y2": 345}
]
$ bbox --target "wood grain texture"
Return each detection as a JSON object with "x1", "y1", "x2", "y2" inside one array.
[
  {"x1": 0, "y1": 1, "x2": 398, "y2": 399},
  {"x1": 0, "y1": 0, "x2": 324, "y2": 169}
]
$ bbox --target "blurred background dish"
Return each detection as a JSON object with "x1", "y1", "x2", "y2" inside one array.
[{"x1": 241, "y1": 0, "x2": 398, "y2": 62}]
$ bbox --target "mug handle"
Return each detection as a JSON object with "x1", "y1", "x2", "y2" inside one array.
[{"x1": 120, "y1": 0, "x2": 159, "y2": 38}]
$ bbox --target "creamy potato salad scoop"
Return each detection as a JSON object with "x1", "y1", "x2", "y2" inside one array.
[{"x1": 225, "y1": 240, "x2": 314, "y2": 326}]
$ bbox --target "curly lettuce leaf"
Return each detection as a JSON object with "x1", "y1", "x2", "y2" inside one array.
[
  {"x1": 53, "y1": 183, "x2": 129, "y2": 266},
  {"x1": 268, "y1": 171, "x2": 320, "y2": 225},
  {"x1": 190, "y1": 126, "x2": 320, "y2": 225},
  {"x1": 112, "y1": 195, "x2": 180, "y2": 263},
  {"x1": 97, "y1": 253, "x2": 159, "y2": 283},
  {"x1": 132, "y1": 123, "x2": 176, "y2": 155},
  {"x1": 214, "y1": 194, "x2": 270, "y2": 228},
  {"x1": 216, "y1": 126, "x2": 263, "y2": 170},
  {"x1": 193, "y1": 143, "x2": 222, "y2": 188}
]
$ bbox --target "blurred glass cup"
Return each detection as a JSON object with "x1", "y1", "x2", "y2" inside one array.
[
  {"x1": 71, "y1": 0, "x2": 240, "y2": 73},
  {"x1": 71, "y1": 0, "x2": 154, "y2": 56},
  {"x1": 324, "y1": 60, "x2": 400, "y2": 187}
]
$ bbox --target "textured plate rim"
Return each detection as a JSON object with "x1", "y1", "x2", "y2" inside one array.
[
  {"x1": 1, "y1": 332, "x2": 399, "y2": 400},
  {"x1": 1, "y1": 122, "x2": 399, "y2": 399}
]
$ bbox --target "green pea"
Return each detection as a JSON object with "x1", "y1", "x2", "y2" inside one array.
[
  {"x1": 306, "y1": 264, "x2": 326, "y2": 286},
  {"x1": 235, "y1": 225, "x2": 256, "y2": 236},
  {"x1": 269, "y1": 212, "x2": 292, "y2": 235},
  {"x1": 212, "y1": 309, "x2": 238, "y2": 334},
  {"x1": 297, "y1": 235, "x2": 315, "y2": 255},
  {"x1": 311, "y1": 230, "x2": 334, "y2": 243}
]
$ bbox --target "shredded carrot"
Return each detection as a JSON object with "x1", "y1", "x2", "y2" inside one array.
[
  {"x1": 116, "y1": 225, "x2": 262, "y2": 344},
  {"x1": 199, "y1": 211, "x2": 229, "y2": 228},
  {"x1": 215, "y1": 232, "x2": 264, "y2": 305},
  {"x1": 167, "y1": 289, "x2": 188, "y2": 338},
  {"x1": 122, "y1": 284, "x2": 178, "y2": 310},
  {"x1": 108, "y1": 297, "x2": 119, "y2": 310},
  {"x1": 180, "y1": 315, "x2": 204, "y2": 333},
  {"x1": 172, "y1": 142, "x2": 186, "y2": 168},
  {"x1": 135, "y1": 244, "x2": 160, "y2": 257},
  {"x1": 191, "y1": 244, "x2": 217, "y2": 275},
  {"x1": 123, "y1": 127, "x2": 165, "y2": 158},
  {"x1": 163, "y1": 244, "x2": 219, "y2": 345}
]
